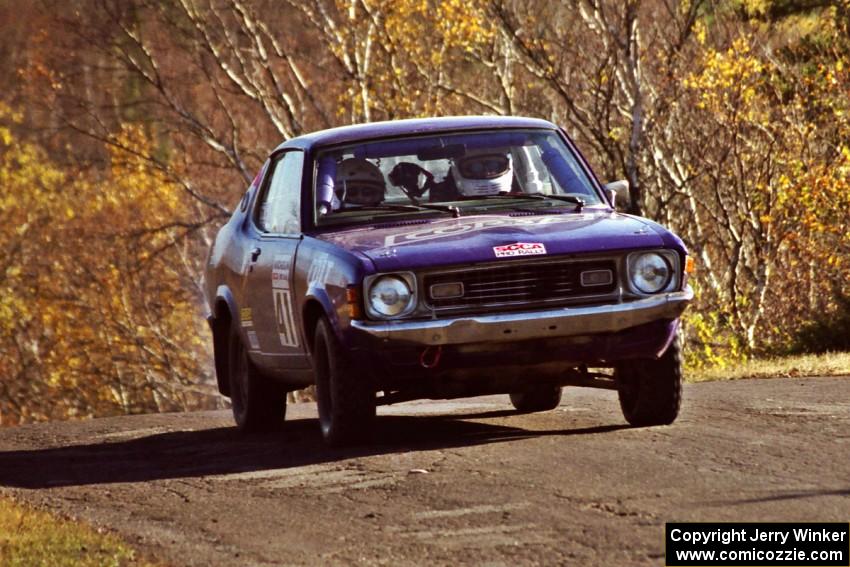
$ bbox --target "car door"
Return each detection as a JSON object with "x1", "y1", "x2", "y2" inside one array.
[{"x1": 243, "y1": 149, "x2": 309, "y2": 373}]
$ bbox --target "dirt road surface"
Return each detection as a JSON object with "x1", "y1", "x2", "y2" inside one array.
[{"x1": 1, "y1": 376, "x2": 848, "y2": 566}]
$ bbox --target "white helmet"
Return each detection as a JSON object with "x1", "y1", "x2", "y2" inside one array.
[
  {"x1": 451, "y1": 149, "x2": 512, "y2": 196},
  {"x1": 336, "y1": 158, "x2": 385, "y2": 206}
]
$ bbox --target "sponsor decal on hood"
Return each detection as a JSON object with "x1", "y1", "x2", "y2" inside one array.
[{"x1": 493, "y1": 242, "x2": 546, "y2": 258}]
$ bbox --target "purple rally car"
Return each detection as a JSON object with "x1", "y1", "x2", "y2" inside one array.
[{"x1": 203, "y1": 116, "x2": 693, "y2": 445}]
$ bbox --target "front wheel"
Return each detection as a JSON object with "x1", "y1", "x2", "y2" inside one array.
[
  {"x1": 228, "y1": 326, "x2": 286, "y2": 432},
  {"x1": 509, "y1": 385, "x2": 562, "y2": 413},
  {"x1": 313, "y1": 318, "x2": 375, "y2": 446},
  {"x1": 615, "y1": 333, "x2": 683, "y2": 426}
]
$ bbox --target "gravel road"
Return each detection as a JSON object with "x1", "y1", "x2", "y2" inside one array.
[{"x1": 1, "y1": 376, "x2": 848, "y2": 566}]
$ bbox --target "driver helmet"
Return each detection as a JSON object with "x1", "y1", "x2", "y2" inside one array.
[
  {"x1": 336, "y1": 158, "x2": 385, "y2": 206},
  {"x1": 451, "y1": 148, "x2": 512, "y2": 196}
]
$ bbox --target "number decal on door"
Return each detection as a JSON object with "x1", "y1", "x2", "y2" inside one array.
[
  {"x1": 272, "y1": 254, "x2": 299, "y2": 348},
  {"x1": 272, "y1": 289, "x2": 299, "y2": 347}
]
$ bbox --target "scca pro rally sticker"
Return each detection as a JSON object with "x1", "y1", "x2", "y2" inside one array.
[{"x1": 493, "y1": 242, "x2": 547, "y2": 258}]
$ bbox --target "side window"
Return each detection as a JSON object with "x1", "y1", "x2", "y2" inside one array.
[{"x1": 259, "y1": 151, "x2": 304, "y2": 234}]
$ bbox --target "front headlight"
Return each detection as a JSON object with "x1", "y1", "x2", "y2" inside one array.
[
  {"x1": 366, "y1": 274, "x2": 416, "y2": 318},
  {"x1": 628, "y1": 251, "x2": 674, "y2": 294}
]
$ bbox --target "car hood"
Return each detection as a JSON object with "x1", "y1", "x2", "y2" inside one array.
[{"x1": 315, "y1": 211, "x2": 667, "y2": 272}]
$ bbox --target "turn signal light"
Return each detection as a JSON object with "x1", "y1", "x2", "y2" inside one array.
[
  {"x1": 346, "y1": 287, "x2": 363, "y2": 319},
  {"x1": 685, "y1": 256, "x2": 696, "y2": 274}
]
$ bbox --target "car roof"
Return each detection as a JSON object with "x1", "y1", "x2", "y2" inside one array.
[{"x1": 274, "y1": 115, "x2": 559, "y2": 152}]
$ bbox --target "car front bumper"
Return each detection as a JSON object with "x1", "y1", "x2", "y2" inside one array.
[{"x1": 351, "y1": 286, "x2": 693, "y2": 346}]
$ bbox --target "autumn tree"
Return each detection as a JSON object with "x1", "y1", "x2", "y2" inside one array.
[{"x1": 0, "y1": 107, "x2": 218, "y2": 425}]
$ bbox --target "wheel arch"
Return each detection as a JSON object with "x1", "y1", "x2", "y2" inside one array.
[
  {"x1": 211, "y1": 286, "x2": 240, "y2": 396},
  {"x1": 302, "y1": 295, "x2": 333, "y2": 356}
]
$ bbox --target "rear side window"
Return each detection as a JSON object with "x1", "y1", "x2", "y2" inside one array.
[{"x1": 259, "y1": 151, "x2": 304, "y2": 234}]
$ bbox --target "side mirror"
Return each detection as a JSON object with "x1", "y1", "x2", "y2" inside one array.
[{"x1": 604, "y1": 180, "x2": 629, "y2": 212}]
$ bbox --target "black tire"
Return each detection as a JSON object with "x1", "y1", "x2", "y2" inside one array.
[
  {"x1": 615, "y1": 333, "x2": 683, "y2": 426},
  {"x1": 228, "y1": 325, "x2": 286, "y2": 432},
  {"x1": 509, "y1": 385, "x2": 562, "y2": 413},
  {"x1": 313, "y1": 318, "x2": 375, "y2": 446}
]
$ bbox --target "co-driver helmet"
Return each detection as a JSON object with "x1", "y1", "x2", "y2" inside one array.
[{"x1": 450, "y1": 149, "x2": 513, "y2": 196}]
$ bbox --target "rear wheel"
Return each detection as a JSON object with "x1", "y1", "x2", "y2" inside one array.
[
  {"x1": 228, "y1": 325, "x2": 286, "y2": 432},
  {"x1": 313, "y1": 318, "x2": 375, "y2": 446},
  {"x1": 615, "y1": 334, "x2": 682, "y2": 426},
  {"x1": 509, "y1": 385, "x2": 562, "y2": 413}
]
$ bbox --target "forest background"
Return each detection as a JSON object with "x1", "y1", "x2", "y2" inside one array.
[{"x1": 1, "y1": 0, "x2": 848, "y2": 425}]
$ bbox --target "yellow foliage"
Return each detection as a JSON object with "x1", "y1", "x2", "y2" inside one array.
[
  {"x1": 333, "y1": 0, "x2": 493, "y2": 119},
  {"x1": 683, "y1": 283, "x2": 748, "y2": 370},
  {"x1": 0, "y1": 107, "x2": 213, "y2": 425},
  {"x1": 693, "y1": 20, "x2": 707, "y2": 46},
  {"x1": 684, "y1": 36, "x2": 767, "y2": 121},
  {"x1": 678, "y1": 23, "x2": 850, "y2": 355}
]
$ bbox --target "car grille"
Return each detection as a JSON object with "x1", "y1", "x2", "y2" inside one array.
[{"x1": 424, "y1": 259, "x2": 618, "y2": 309}]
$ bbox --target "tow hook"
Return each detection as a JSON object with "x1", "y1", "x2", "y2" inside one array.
[{"x1": 420, "y1": 345, "x2": 442, "y2": 369}]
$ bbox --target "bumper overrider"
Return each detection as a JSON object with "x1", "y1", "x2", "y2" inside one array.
[{"x1": 352, "y1": 286, "x2": 693, "y2": 346}]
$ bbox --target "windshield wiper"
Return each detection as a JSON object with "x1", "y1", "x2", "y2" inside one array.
[
  {"x1": 344, "y1": 203, "x2": 461, "y2": 217},
  {"x1": 460, "y1": 193, "x2": 585, "y2": 211},
  {"x1": 535, "y1": 194, "x2": 586, "y2": 210},
  {"x1": 414, "y1": 203, "x2": 461, "y2": 217}
]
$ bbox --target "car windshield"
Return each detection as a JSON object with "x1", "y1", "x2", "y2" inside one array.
[{"x1": 313, "y1": 129, "x2": 603, "y2": 226}]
